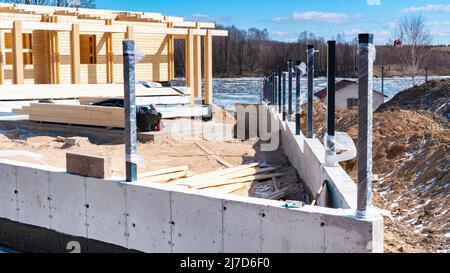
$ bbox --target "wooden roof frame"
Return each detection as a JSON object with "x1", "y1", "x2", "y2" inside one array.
[{"x1": 0, "y1": 3, "x2": 218, "y2": 29}]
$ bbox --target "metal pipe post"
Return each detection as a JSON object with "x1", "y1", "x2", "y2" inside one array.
[
  {"x1": 357, "y1": 33, "x2": 375, "y2": 218},
  {"x1": 288, "y1": 60, "x2": 293, "y2": 119},
  {"x1": 326, "y1": 41, "x2": 336, "y2": 167},
  {"x1": 269, "y1": 75, "x2": 273, "y2": 104},
  {"x1": 278, "y1": 67, "x2": 282, "y2": 113},
  {"x1": 282, "y1": 72, "x2": 287, "y2": 121},
  {"x1": 123, "y1": 40, "x2": 137, "y2": 183},
  {"x1": 273, "y1": 73, "x2": 278, "y2": 107},
  {"x1": 295, "y1": 61, "x2": 301, "y2": 135},
  {"x1": 307, "y1": 45, "x2": 314, "y2": 138}
]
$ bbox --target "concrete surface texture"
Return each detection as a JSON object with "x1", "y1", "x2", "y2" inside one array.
[{"x1": 0, "y1": 154, "x2": 383, "y2": 253}]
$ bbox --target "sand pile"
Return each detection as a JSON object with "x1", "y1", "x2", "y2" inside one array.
[{"x1": 299, "y1": 79, "x2": 449, "y2": 252}]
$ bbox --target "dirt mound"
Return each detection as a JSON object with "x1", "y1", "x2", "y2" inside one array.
[
  {"x1": 300, "y1": 88, "x2": 449, "y2": 252},
  {"x1": 377, "y1": 78, "x2": 450, "y2": 128}
]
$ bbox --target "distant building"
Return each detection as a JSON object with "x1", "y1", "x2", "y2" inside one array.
[{"x1": 315, "y1": 80, "x2": 387, "y2": 111}]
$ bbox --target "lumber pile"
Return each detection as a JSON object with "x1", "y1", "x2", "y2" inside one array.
[
  {"x1": 169, "y1": 163, "x2": 284, "y2": 194},
  {"x1": 13, "y1": 103, "x2": 125, "y2": 128}
]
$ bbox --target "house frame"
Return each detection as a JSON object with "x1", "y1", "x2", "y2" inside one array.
[{"x1": 0, "y1": 3, "x2": 228, "y2": 105}]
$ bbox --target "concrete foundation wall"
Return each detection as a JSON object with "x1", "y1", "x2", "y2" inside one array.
[{"x1": 0, "y1": 158, "x2": 383, "y2": 253}]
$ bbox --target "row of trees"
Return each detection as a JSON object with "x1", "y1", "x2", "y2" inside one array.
[
  {"x1": 5, "y1": 1, "x2": 449, "y2": 81},
  {"x1": 3, "y1": 0, "x2": 95, "y2": 8},
  {"x1": 175, "y1": 15, "x2": 450, "y2": 81}
]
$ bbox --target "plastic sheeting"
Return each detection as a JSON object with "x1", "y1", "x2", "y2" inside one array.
[{"x1": 356, "y1": 39, "x2": 376, "y2": 218}]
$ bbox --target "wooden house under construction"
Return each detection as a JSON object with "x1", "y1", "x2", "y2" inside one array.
[{"x1": 0, "y1": 3, "x2": 228, "y2": 105}]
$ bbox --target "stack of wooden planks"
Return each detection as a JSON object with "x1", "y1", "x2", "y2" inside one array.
[
  {"x1": 169, "y1": 163, "x2": 283, "y2": 194},
  {"x1": 12, "y1": 103, "x2": 125, "y2": 128},
  {"x1": 127, "y1": 163, "x2": 287, "y2": 196}
]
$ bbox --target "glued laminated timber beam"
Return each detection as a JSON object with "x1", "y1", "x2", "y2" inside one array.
[{"x1": 0, "y1": 20, "x2": 228, "y2": 36}]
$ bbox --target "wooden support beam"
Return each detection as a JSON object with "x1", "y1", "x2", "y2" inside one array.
[
  {"x1": 204, "y1": 30, "x2": 213, "y2": 105},
  {"x1": 106, "y1": 19, "x2": 114, "y2": 83},
  {"x1": 185, "y1": 29, "x2": 195, "y2": 102},
  {"x1": 12, "y1": 21, "x2": 24, "y2": 84},
  {"x1": 70, "y1": 24, "x2": 80, "y2": 84},
  {"x1": 167, "y1": 22, "x2": 175, "y2": 81},
  {"x1": 48, "y1": 16, "x2": 60, "y2": 84},
  {"x1": 0, "y1": 30, "x2": 4, "y2": 84},
  {"x1": 125, "y1": 26, "x2": 133, "y2": 39},
  {"x1": 193, "y1": 27, "x2": 202, "y2": 98}
]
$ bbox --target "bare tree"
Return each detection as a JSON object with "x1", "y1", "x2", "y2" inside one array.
[
  {"x1": 395, "y1": 14, "x2": 432, "y2": 86},
  {"x1": 3, "y1": 0, "x2": 96, "y2": 8}
]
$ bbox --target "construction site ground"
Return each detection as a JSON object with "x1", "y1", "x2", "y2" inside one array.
[{"x1": 0, "y1": 113, "x2": 304, "y2": 200}]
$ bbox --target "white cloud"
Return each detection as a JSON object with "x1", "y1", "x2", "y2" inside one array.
[
  {"x1": 401, "y1": 4, "x2": 450, "y2": 13},
  {"x1": 367, "y1": 0, "x2": 381, "y2": 6},
  {"x1": 271, "y1": 31, "x2": 297, "y2": 42},
  {"x1": 271, "y1": 11, "x2": 350, "y2": 24}
]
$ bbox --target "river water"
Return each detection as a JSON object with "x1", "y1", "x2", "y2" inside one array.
[{"x1": 212, "y1": 76, "x2": 447, "y2": 111}]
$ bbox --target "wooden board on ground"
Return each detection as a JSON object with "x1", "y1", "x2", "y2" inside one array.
[
  {"x1": 0, "y1": 84, "x2": 184, "y2": 101},
  {"x1": 138, "y1": 166, "x2": 189, "y2": 179},
  {"x1": 66, "y1": 152, "x2": 112, "y2": 179}
]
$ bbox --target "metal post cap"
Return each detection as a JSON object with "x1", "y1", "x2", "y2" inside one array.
[{"x1": 358, "y1": 33, "x2": 374, "y2": 44}]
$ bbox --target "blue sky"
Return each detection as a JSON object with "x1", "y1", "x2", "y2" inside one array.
[{"x1": 96, "y1": 0, "x2": 450, "y2": 45}]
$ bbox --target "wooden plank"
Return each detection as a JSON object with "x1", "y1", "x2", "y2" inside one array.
[
  {"x1": 138, "y1": 170, "x2": 187, "y2": 183},
  {"x1": 138, "y1": 166, "x2": 189, "y2": 179},
  {"x1": 193, "y1": 173, "x2": 284, "y2": 189},
  {"x1": 204, "y1": 30, "x2": 213, "y2": 105},
  {"x1": 12, "y1": 20, "x2": 24, "y2": 84},
  {"x1": 0, "y1": 85, "x2": 183, "y2": 101},
  {"x1": 203, "y1": 182, "x2": 251, "y2": 194},
  {"x1": 173, "y1": 163, "x2": 259, "y2": 186},
  {"x1": 194, "y1": 142, "x2": 234, "y2": 168},
  {"x1": 71, "y1": 24, "x2": 81, "y2": 84},
  {"x1": 66, "y1": 152, "x2": 112, "y2": 179}
]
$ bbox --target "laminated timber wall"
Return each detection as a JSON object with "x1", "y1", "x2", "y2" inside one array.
[{"x1": 0, "y1": 13, "x2": 169, "y2": 84}]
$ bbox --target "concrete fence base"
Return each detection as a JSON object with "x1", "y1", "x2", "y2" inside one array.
[
  {"x1": 0, "y1": 102, "x2": 383, "y2": 253},
  {"x1": 0, "y1": 156, "x2": 383, "y2": 253}
]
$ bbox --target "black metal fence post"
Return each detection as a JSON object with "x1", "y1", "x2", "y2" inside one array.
[
  {"x1": 278, "y1": 67, "x2": 282, "y2": 113},
  {"x1": 288, "y1": 60, "x2": 293, "y2": 120},
  {"x1": 326, "y1": 41, "x2": 336, "y2": 167}
]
